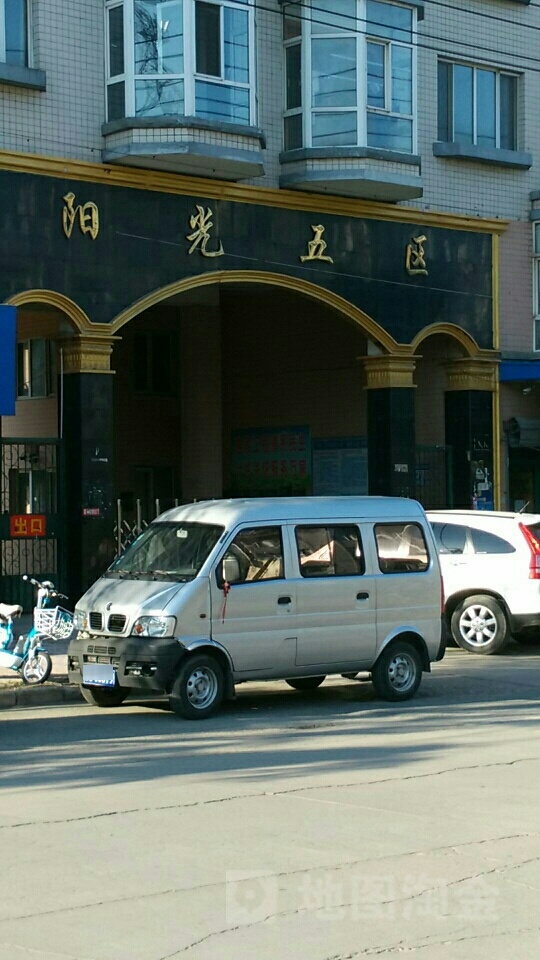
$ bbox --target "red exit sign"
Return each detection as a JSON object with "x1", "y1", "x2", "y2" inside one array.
[{"x1": 10, "y1": 514, "x2": 47, "y2": 537}]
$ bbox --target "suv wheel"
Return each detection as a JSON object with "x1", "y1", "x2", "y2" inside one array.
[{"x1": 451, "y1": 595, "x2": 509, "y2": 655}]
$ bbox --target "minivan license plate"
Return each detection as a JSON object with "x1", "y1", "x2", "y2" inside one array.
[{"x1": 82, "y1": 663, "x2": 116, "y2": 687}]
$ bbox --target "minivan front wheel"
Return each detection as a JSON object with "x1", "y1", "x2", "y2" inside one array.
[
  {"x1": 80, "y1": 685, "x2": 129, "y2": 707},
  {"x1": 451, "y1": 595, "x2": 509, "y2": 655},
  {"x1": 170, "y1": 654, "x2": 224, "y2": 719},
  {"x1": 371, "y1": 641, "x2": 422, "y2": 702}
]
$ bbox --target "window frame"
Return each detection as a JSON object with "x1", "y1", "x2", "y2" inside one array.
[
  {"x1": 438, "y1": 58, "x2": 518, "y2": 151},
  {"x1": 0, "y1": 0, "x2": 30, "y2": 67},
  {"x1": 105, "y1": 0, "x2": 256, "y2": 125},
  {"x1": 533, "y1": 223, "x2": 540, "y2": 352},
  {"x1": 295, "y1": 524, "x2": 365, "y2": 578},
  {"x1": 219, "y1": 525, "x2": 285, "y2": 585},
  {"x1": 17, "y1": 339, "x2": 57, "y2": 400},
  {"x1": 374, "y1": 522, "x2": 430, "y2": 574},
  {"x1": 283, "y1": 0, "x2": 417, "y2": 153}
]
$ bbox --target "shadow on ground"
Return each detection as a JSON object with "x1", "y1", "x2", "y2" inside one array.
[{"x1": 1, "y1": 647, "x2": 539, "y2": 794}]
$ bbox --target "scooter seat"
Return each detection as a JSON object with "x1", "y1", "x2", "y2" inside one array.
[{"x1": 0, "y1": 603, "x2": 23, "y2": 621}]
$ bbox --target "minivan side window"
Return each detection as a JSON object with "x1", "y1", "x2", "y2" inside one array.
[
  {"x1": 295, "y1": 525, "x2": 364, "y2": 577},
  {"x1": 431, "y1": 522, "x2": 468, "y2": 555},
  {"x1": 470, "y1": 528, "x2": 515, "y2": 554},
  {"x1": 374, "y1": 523, "x2": 429, "y2": 573},
  {"x1": 221, "y1": 526, "x2": 284, "y2": 583}
]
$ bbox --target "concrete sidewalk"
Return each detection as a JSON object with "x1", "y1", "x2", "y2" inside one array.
[{"x1": 0, "y1": 615, "x2": 81, "y2": 709}]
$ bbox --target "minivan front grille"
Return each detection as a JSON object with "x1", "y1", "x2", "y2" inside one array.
[
  {"x1": 89, "y1": 612, "x2": 103, "y2": 631},
  {"x1": 108, "y1": 614, "x2": 127, "y2": 633}
]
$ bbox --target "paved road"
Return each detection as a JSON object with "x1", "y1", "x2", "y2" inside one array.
[{"x1": 1, "y1": 644, "x2": 540, "y2": 960}]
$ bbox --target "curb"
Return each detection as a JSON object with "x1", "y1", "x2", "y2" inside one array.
[{"x1": 0, "y1": 682, "x2": 82, "y2": 710}]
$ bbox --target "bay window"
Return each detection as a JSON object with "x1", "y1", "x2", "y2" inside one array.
[
  {"x1": 106, "y1": 0, "x2": 254, "y2": 124},
  {"x1": 1, "y1": 0, "x2": 28, "y2": 66},
  {"x1": 283, "y1": 0, "x2": 415, "y2": 153}
]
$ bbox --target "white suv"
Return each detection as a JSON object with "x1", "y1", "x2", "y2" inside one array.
[{"x1": 426, "y1": 510, "x2": 540, "y2": 655}]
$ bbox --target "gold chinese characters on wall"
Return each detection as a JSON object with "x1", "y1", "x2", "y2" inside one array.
[
  {"x1": 300, "y1": 225, "x2": 334, "y2": 263},
  {"x1": 186, "y1": 205, "x2": 224, "y2": 257},
  {"x1": 62, "y1": 192, "x2": 99, "y2": 240},
  {"x1": 405, "y1": 235, "x2": 428, "y2": 276},
  {"x1": 60, "y1": 193, "x2": 429, "y2": 279}
]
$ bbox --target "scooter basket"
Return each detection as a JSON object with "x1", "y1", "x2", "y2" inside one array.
[{"x1": 34, "y1": 606, "x2": 74, "y2": 640}]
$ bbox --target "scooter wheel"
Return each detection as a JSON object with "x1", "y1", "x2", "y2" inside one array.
[{"x1": 21, "y1": 651, "x2": 52, "y2": 684}]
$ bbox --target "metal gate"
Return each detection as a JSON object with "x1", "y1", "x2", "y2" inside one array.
[
  {"x1": 0, "y1": 439, "x2": 65, "y2": 610},
  {"x1": 415, "y1": 445, "x2": 453, "y2": 509},
  {"x1": 114, "y1": 496, "x2": 181, "y2": 557}
]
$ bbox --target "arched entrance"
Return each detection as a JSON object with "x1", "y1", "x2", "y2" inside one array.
[
  {"x1": 0, "y1": 296, "x2": 80, "y2": 606},
  {"x1": 111, "y1": 277, "x2": 390, "y2": 515}
]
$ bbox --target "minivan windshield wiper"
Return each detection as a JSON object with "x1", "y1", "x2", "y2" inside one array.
[
  {"x1": 148, "y1": 570, "x2": 190, "y2": 581},
  {"x1": 105, "y1": 570, "x2": 142, "y2": 580}
]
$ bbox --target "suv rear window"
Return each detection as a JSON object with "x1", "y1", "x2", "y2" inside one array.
[
  {"x1": 470, "y1": 528, "x2": 515, "y2": 554},
  {"x1": 431, "y1": 522, "x2": 468, "y2": 555},
  {"x1": 374, "y1": 523, "x2": 429, "y2": 573}
]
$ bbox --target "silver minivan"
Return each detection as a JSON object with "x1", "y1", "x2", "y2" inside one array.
[{"x1": 68, "y1": 497, "x2": 446, "y2": 718}]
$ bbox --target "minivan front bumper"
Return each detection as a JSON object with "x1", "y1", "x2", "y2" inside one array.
[{"x1": 67, "y1": 633, "x2": 184, "y2": 692}]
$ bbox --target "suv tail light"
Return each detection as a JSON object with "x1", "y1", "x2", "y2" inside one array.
[{"x1": 519, "y1": 522, "x2": 540, "y2": 579}]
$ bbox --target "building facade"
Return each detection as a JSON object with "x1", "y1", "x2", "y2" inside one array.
[{"x1": 0, "y1": 0, "x2": 538, "y2": 603}]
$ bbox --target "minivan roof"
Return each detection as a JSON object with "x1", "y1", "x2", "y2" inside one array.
[{"x1": 157, "y1": 496, "x2": 426, "y2": 526}]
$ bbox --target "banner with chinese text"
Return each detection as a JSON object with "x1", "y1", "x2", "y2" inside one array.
[{"x1": 230, "y1": 427, "x2": 311, "y2": 496}]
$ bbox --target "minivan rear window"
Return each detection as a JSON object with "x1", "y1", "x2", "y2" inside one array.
[{"x1": 374, "y1": 523, "x2": 429, "y2": 573}]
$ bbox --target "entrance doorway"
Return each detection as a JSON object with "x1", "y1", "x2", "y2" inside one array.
[{"x1": 112, "y1": 281, "x2": 372, "y2": 505}]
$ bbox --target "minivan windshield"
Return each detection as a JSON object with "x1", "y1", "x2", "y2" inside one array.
[{"x1": 105, "y1": 522, "x2": 224, "y2": 581}]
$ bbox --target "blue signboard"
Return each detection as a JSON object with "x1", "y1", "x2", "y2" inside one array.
[{"x1": 0, "y1": 305, "x2": 16, "y2": 415}]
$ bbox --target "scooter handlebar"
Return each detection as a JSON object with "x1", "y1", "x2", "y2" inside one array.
[{"x1": 22, "y1": 575, "x2": 67, "y2": 598}]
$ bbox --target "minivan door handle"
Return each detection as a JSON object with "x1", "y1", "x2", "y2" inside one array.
[
  {"x1": 277, "y1": 596, "x2": 292, "y2": 605},
  {"x1": 356, "y1": 591, "x2": 370, "y2": 600}
]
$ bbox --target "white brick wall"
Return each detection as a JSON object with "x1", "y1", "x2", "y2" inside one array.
[
  {"x1": 2, "y1": 0, "x2": 538, "y2": 220},
  {"x1": 0, "y1": 0, "x2": 104, "y2": 161}
]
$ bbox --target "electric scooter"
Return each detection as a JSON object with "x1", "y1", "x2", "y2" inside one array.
[{"x1": 0, "y1": 575, "x2": 74, "y2": 684}]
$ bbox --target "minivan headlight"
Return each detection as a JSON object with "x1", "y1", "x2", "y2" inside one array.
[
  {"x1": 132, "y1": 616, "x2": 176, "y2": 638},
  {"x1": 74, "y1": 609, "x2": 88, "y2": 630}
]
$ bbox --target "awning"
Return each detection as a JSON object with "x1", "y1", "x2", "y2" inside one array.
[{"x1": 500, "y1": 360, "x2": 540, "y2": 382}]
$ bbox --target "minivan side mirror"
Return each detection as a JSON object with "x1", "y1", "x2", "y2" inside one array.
[{"x1": 220, "y1": 555, "x2": 243, "y2": 585}]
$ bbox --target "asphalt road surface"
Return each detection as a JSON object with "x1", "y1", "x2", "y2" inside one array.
[{"x1": 1, "y1": 644, "x2": 540, "y2": 960}]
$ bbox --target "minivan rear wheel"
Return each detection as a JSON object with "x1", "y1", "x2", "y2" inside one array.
[
  {"x1": 371, "y1": 641, "x2": 422, "y2": 701},
  {"x1": 451, "y1": 594, "x2": 509, "y2": 655}
]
